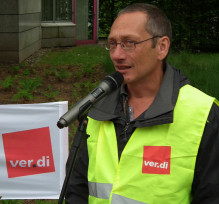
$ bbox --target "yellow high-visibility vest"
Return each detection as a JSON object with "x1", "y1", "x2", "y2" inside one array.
[{"x1": 87, "y1": 85, "x2": 217, "y2": 204}]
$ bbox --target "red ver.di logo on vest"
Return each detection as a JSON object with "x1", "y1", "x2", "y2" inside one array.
[
  {"x1": 2, "y1": 127, "x2": 55, "y2": 178},
  {"x1": 142, "y1": 146, "x2": 171, "y2": 175}
]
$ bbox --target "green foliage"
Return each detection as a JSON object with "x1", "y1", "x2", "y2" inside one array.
[
  {"x1": 35, "y1": 200, "x2": 58, "y2": 204},
  {"x1": 99, "y1": 0, "x2": 218, "y2": 52},
  {"x1": 101, "y1": 53, "x2": 114, "y2": 74},
  {"x1": 22, "y1": 68, "x2": 31, "y2": 76},
  {"x1": 54, "y1": 68, "x2": 72, "y2": 81},
  {"x1": 18, "y1": 77, "x2": 42, "y2": 92},
  {"x1": 13, "y1": 89, "x2": 34, "y2": 101},
  {"x1": 72, "y1": 82, "x2": 82, "y2": 101},
  {"x1": 83, "y1": 80, "x2": 99, "y2": 93},
  {"x1": 69, "y1": 122, "x2": 78, "y2": 147},
  {"x1": 13, "y1": 77, "x2": 42, "y2": 100},
  {"x1": 0, "y1": 75, "x2": 17, "y2": 90},
  {"x1": 44, "y1": 67, "x2": 56, "y2": 77},
  {"x1": 11, "y1": 65, "x2": 20, "y2": 73},
  {"x1": 72, "y1": 81, "x2": 100, "y2": 101},
  {"x1": 43, "y1": 85, "x2": 59, "y2": 99},
  {"x1": 38, "y1": 46, "x2": 109, "y2": 71},
  {"x1": 44, "y1": 67, "x2": 72, "y2": 80},
  {"x1": 168, "y1": 52, "x2": 219, "y2": 98},
  {"x1": 0, "y1": 200, "x2": 23, "y2": 204}
]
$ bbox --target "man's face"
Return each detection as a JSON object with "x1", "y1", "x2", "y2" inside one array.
[{"x1": 108, "y1": 12, "x2": 162, "y2": 85}]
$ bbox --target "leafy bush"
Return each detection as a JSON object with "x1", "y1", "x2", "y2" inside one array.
[{"x1": 0, "y1": 75, "x2": 17, "y2": 90}]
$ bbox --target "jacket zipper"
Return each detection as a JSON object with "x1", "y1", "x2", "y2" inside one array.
[{"x1": 122, "y1": 122, "x2": 130, "y2": 140}]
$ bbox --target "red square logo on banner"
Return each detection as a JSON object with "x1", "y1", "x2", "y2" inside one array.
[
  {"x1": 2, "y1": 127, "x2": 55, "y2": 178},
  {"x1": 142, "y1": 146, "x2": 171, "y2": 175}
]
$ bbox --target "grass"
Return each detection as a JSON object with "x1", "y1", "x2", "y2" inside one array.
[
  {"x1": 38, "y1": 45, "x2": 112, "y2": 75},
  {"x1": 167, "y1": 52, "x2": 219, "y2": 99}
]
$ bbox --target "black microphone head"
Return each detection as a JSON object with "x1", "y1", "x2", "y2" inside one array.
[{"x1": 104, "y1": 71, "x2": 124, "y2": 90}]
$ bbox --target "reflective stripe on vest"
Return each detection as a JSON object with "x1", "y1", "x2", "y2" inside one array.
[
  {"x1": 111, "y1": 194, "x2": 148, "y2": 204},
  {"x1": 87, "y1": 85, "x2": 216, "y2": 204},
  {"x1": 88, "y1": 182, "x2": 147, "y2": 203},
  {"x1": 88, "y1": 181, "x2": 113, "y2": 199}
]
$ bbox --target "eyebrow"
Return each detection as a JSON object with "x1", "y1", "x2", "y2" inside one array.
[{"x1": 108, "y1": 35, "x2": 139, "y2": 41}]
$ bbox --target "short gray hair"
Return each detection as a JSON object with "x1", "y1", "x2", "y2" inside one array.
[{"x1": 118, "y1": 3, "x2": 172, "y2": 47}]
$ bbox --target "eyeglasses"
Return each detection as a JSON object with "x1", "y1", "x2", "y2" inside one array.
[{"x1": 105, "y1": 36, "x2": 162, "y2": 51}]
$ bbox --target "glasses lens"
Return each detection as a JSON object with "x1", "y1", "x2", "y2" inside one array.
[
  {"x1": 105, "y1": 43, "x2": 116, "y2": 50},
  {"x1": 105, "y1": 41, "x2": 136, "y2": 51},
  {"x1": 105, "y1": 43, "x2": 110, "y2": 50},
  {"x1": 123, "y1": 41, "x2": 135, "y2": 50}
]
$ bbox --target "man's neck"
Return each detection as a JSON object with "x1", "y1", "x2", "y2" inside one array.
[
  {"x1": 126, "y1": 66, "x2": 164, "y2": 119},
  {"x1": 127, "y1": 66, "x2": 164, "y2": 99}
]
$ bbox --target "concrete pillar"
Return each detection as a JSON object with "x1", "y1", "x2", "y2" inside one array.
[
  {"x1": 0, "y1": 0, "x2": 41, "y2": 63},
  {"x1": 76, "y1": 0, "x2": 89, "y2": 40}
]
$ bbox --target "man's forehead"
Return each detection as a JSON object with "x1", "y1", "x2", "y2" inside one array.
[
  {"x1": 109, "y1": 22, "x2": 149, "y2": 40},
  {"x1": 109, "y1": 12, "x2": 148, "y2": 36},
  {"x1": 116, "y1": 11, "x2": 147, "y2": 23}
]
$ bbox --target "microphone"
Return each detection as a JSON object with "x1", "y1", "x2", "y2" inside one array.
[{"x1": 57, "y1": 71, "x2": 124, "y2": 129}]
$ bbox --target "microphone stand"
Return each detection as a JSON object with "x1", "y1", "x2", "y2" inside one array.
[{"x1": 58, "y1": 116, "x2": 88, "y2": 204}]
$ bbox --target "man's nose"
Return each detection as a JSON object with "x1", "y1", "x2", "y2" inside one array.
[{"x1": 110, "y1": 44, "x2": 127, "y2": 61}]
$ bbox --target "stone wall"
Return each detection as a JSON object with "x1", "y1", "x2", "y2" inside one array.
[
  {"x1": 0, "y1": 0, "x2": 98, "y2": 63},
  {"x1": 0, "y1": 0, "x2": 41, "y2": 63},
  {"x1": 41, "y1": 22, "x2": 76, "y2": 48}
]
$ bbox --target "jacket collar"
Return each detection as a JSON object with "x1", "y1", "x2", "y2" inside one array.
[{"x1": 88, "y1": 63, "x2": 189, "y2": 124}]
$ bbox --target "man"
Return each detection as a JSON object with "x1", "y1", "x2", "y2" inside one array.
[{"x1": 66, "y1": 3, "x2": 219, "y2": 204}]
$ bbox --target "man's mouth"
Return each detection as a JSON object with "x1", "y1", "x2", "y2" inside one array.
[{"x1": 116, "y1": 65, "x2": 132, "y2": 70}]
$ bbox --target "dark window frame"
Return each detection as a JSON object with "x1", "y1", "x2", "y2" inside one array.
[{"x1": 41, "y1": 0, "x2": 72, "y2": 22}]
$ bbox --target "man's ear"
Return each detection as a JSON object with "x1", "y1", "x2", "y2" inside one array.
[{"x1": 157, "y1": 36, "x2": 170, "y2": 60}]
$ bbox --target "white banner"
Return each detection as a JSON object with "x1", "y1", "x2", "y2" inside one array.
[{"x1": 0, "y1": 101, "x2": 68, "y2": 200}]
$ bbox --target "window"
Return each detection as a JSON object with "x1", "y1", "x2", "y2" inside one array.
[{"x1": 42, "y1": 0, "x2": 72, "y2": 21}]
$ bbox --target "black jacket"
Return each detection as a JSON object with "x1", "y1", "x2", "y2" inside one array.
[{"x1": 65, "y1": 64, "x2": 219, "y2": 204}]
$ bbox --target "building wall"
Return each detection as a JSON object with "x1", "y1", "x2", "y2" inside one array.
[
  {"x1": 0, "y1": 0, "x2": 98, "y2": 63},
  {"x1": 0, "y1": 0, "x2": 41, "y2": 63},
  {"x1": 41, "y1": 22, "x2": 76, "y2": 48}
]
